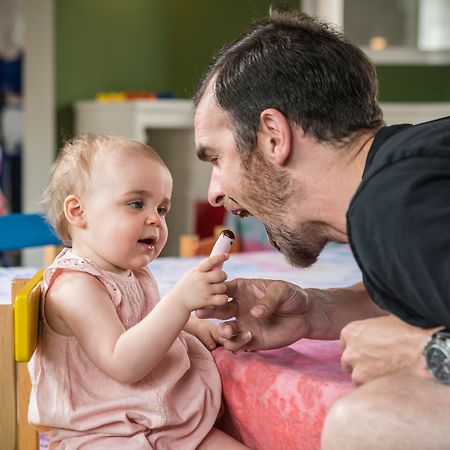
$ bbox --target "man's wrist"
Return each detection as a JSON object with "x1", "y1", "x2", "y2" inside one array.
[{"x1": 423, "y1": 328, "x2": 450, "y2": 385}]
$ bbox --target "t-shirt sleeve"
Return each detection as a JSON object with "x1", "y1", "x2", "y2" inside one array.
[{"x1": 348, "y1": 154, "x2": 450, "y2": 328}]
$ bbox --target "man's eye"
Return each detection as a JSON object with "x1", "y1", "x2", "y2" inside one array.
[
  {"x1": 128, "y1": 200, "x2": 144, "y2": 209},
  {"x1": 157, "y1": 206, "x2": 168, "y2": 216}
]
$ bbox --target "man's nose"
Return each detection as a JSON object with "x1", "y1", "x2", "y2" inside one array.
[{"x1": 207, "y1": 171, "x2": 225, "y2": 207}]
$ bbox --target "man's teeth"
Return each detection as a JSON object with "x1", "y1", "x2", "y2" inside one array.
[{"x1": 233, "y1": 209, "x2": 250, "y2": 218}]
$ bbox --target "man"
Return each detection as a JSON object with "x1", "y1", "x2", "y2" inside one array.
[{"x1": 193, "y1": 9, "x2": 450, "y2": 450}]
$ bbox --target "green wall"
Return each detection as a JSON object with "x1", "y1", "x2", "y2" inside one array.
[
  {"x1": 377, "y1": 66, "x2": 450, "y2": 101},
  {"x1": 55, "y1": 1, "x2": 450, "y2": 146},
  {"x1": 55, "y1": 0, "x2": 297, "y2": 145},
  {"x1": 164, "y1": 0, "x2": 291, "y2": 97},
  {"x1": 56, "y1": 0, "x2": 170, "y2": 145}
]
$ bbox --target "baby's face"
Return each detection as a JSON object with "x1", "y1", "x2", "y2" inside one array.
[{"x1": 77, "y1": 148, "x2": 173, "y2": 274}]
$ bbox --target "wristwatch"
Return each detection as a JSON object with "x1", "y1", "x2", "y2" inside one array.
[{"x1": 423, "y1": 329, "x2": 450, "y2": 385}]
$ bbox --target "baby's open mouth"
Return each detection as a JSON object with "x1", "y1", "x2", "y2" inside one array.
[{"x1": 138, "y1": 238, "x2": 156, "y2": 247}]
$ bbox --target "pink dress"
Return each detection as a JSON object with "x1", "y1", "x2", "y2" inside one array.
[{"x1": 28, "y1": 249, "x2": 222, "y2": 449}]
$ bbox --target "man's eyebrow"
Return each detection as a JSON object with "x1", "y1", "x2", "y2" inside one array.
[{"x1": 196, "y1": 145, "x2": 212, "y2": 161}]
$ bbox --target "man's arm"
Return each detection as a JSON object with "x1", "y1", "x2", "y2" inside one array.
[
  {"x1": 340, "y1": 314, "x2": 439, "y2": 385},
  {"x1": 197, "y1": 279, "x2": 386, "y2": 351},
  {"x1": 306, "y1": 282, "x2": 388, "y2": 340}
]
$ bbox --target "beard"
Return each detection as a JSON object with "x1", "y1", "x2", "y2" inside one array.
[
  {"x1": 265, "y1": 221, "x2": 328, "y2": 268},
  {"x1": 240, "y1": 150, "x2": 328, "y2": 268}
]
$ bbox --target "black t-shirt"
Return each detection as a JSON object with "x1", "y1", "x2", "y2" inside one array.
[{"x1": 347, "y1": 116, "x2": 450, "y2": 328}]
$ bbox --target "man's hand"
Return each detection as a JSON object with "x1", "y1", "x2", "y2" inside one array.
[
  {"x1": 340, "y1": 314, "x2": 437, "y2": 386},
  {"x1": 197, "y1": 278, "x2": 311, "y2": 351}
]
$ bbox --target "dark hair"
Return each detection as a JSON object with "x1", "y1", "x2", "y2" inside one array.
[{"x1": 193, "y1": 10, "x2": 384, "y2": 153}]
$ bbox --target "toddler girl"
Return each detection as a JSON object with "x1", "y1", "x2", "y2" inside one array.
[{"x1": 29, "y1": 134, "x2": 249, "y2": 449}]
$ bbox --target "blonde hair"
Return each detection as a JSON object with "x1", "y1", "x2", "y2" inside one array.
[{"x1": 43, "y1": 133, "x2": 166, "y2": 245}]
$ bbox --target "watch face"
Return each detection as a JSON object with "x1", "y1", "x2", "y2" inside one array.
[{"x1": 426, "y1": 344, "x2": 450, "y2": 384}]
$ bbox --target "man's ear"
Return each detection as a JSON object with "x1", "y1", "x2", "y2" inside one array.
[
  {"x1": 64, "y1": 194, "x2": 86, "y2": 228},
  {"x1": 259, "y1": 108, "x2": 292, "y2": 166}
]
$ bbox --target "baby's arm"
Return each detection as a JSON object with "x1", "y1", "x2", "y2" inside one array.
[
  {"x1": 183, "y1": 229, "x2": 235, "y2": 348},
  {"x1": 45, "y1": 254, "x2": 229, "y2": 384}
]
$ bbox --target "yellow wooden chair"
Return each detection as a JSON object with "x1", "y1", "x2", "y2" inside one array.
[
  {"x1": 0, "y1": 270, "x2": 43, "y2": 450},
  {"x1": 0, "y1": 213, "x2": 62, "y2": 449}
]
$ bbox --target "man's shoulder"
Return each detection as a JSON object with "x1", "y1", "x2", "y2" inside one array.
[
  {"x1": 351, "y1": 116, "x2": 450, "y2": 206},
  {"x1": 369, "y1": 116, "x2": 450, "y2": 174}
]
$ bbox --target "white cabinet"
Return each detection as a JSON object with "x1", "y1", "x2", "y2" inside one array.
[
  {"x1": 302, "y1": 0, "x2": 450, "y2": 64},
  {"x1": 74, "y1": 100, "x2": 211, "y2": 256}
]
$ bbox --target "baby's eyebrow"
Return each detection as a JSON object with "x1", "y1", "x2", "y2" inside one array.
[{"x1": 124, "y1": 190, "x2": 148, "y2": 196}]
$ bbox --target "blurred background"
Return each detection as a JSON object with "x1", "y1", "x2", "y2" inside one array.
[{"x1": 1, "y1": 0, "x2": 450, "y2": 264}]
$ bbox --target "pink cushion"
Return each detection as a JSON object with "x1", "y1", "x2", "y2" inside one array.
[{"x1": 214, "y1": 339, "x2": 353, "y2": 450}]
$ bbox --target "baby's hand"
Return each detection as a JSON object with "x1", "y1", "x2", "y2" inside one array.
[
  {"x1": 185, "y1": 316, "x2": 223, "y2": 351},
  {"x1": 169, "y1": 254, "x2": 229, "y2": 313}
]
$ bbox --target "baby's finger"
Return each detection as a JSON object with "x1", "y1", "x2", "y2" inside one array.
[
  {"x1": 197, "y1": 254, "x2": 229, "y2": 272},
  {"x1": 202, "y1": 333, "x2": 217, "y2": 351},
  {"x1": 210, "y1": 283, "x2": 227, "y2": 295},
  {"x1": 206, "y1": 270, "x2": 228, "y2": 284},
  {"x1": 210, "y1": 294, "x2": 229, "y2": 305}
]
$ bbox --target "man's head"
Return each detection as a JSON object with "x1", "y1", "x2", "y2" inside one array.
[
  {"x1": 194, "y1": 9, "x2": 383, "y2": 267},
  {"x1": 194, "y1": 9, "x2": 383, "y2": 154}
]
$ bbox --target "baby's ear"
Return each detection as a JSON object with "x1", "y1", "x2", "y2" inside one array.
[{"x1": 64, "y1": 195, "x2": 86, "y2": 228}]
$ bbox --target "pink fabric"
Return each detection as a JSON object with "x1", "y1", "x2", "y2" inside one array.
[
  {"x1": 30, "y1": 249, "x2": 222, "y2": 449},
  {"x1": 214, "y1": 339, "x2": 354, "y2": 450}
]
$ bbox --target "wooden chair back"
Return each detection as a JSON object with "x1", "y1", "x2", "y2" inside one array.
[{"x1": 0, "y1": 271, "x2": 43, "y2": 450}]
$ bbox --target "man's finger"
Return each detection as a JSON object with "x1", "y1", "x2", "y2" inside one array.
[
  {"x1": 341, "y1": 356, "x2": 353, "y2": 374},
  {"x1": 225, "y1": 278, "x2": 242, "y2": 297},
  {"x1": 195, "y1": 301, "x2": 238, "y2": 320},
  {"x1": 249, "y1": 281, "x2": 288, "y2": 317},
  {"x1": 217, "y1": 320, "x2": 240, "y2": 339},
  {"x1": 339, "y1": 333, "x2": 346, "y2": 350},
  {"x1": 222, "y1": 330, "x2": 253, "y2": 352}
]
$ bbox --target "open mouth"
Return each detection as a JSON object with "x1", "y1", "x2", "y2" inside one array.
[
  {"x1": 265, "y1": 226, "x2": 281, "y2": 252},
  {"x1": 138, "y1": 238, "x2": 156, "y2": 249},
  {"x1": 225, "y1": 197, "x2": 252, "y2": 218},
  {"x1": 231, "y1": 208, "x2": 251, "y2": 218}
]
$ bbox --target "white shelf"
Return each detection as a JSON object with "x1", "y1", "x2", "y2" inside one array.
[
  {"x1": 74, "y1": 99, "x2": 194, "y2": 142},
  {"x1": 381, "y1": 102, "x2": 450, "y2": 125},
  {"x1": 365, "y1": 48, "x2": 450, "y2": 65}
]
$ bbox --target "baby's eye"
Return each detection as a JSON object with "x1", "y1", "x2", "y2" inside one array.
[
  {"x1": 128, "y1": 200, "x2": 144, "y2": 209},
  {"x1": 157, "y1": 206, "x2": 168, "y2": 216}
]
